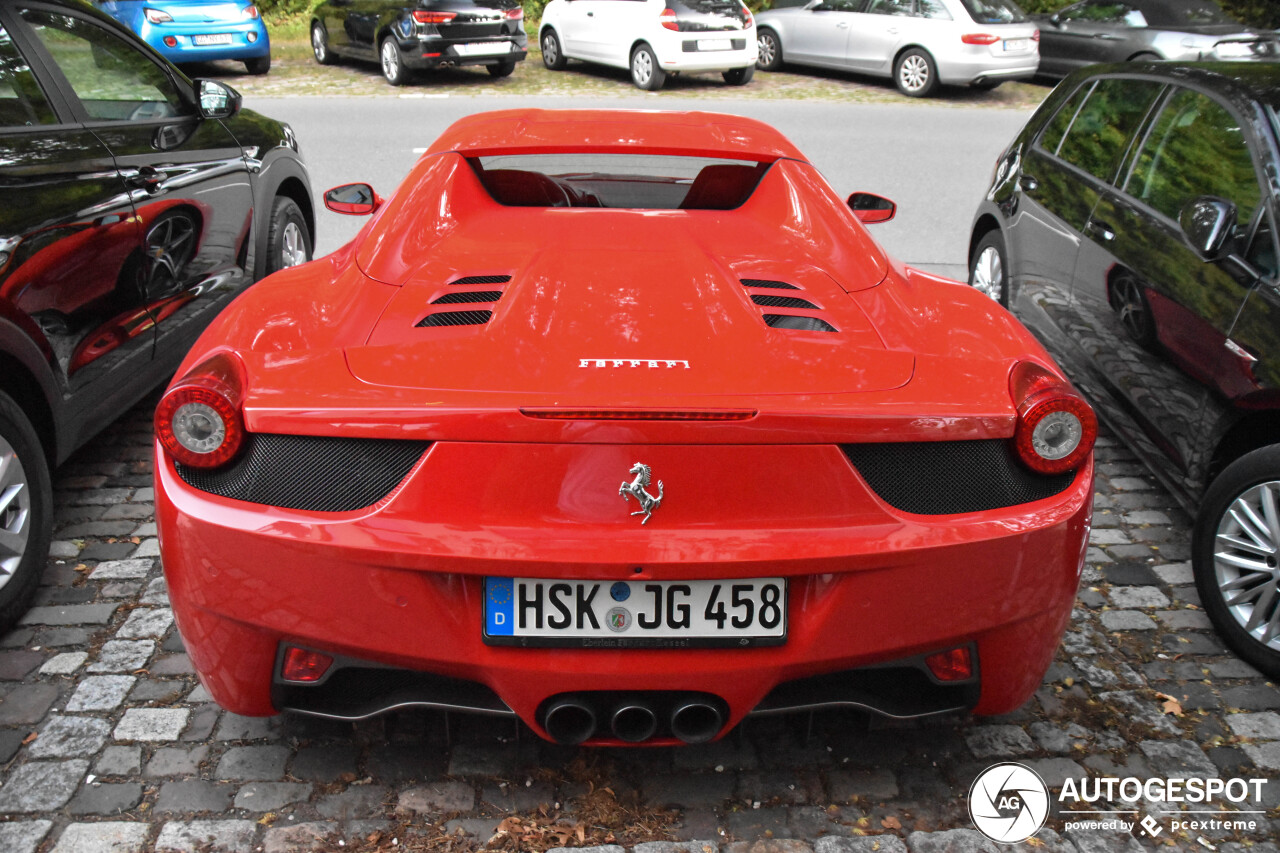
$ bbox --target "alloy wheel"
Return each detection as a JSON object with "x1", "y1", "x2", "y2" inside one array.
[
  {"x1": 279, "y1": 222, "x2": 308, "y2": 268},
  {"x1": 143, "y1": 213, "x2": 197, "y2": 298},
  {"x1": 312, "y1": 27, "x2": 327, "y2": 63},
  {"x1": 972, "y1": 245, "x2": 1003, "y2": 302},
  {"x1": 632, "y1": 51, "x2": 653, "y2": 87},
  {"x1": 1213, "y1": 481, "x2": 1280, "y2": 649},
  {"x1": 381, "y1": 40, "x2": 400, "y2": 83},
  {"x1": 758, "y1": 34, "x2": 776, "y2": 67},
  {"x1": 899, "y1": 55, "x2": 929, "y2": 94},
  {"x1": 0, "y1": 434, "x2": 31, "y2": 591},
  {"x1": 542, "y1": 35, "x2": 557, "y2": 65},
  {"x1": 1110, "y1": 275, "x2": 1150, "y2": 342}
]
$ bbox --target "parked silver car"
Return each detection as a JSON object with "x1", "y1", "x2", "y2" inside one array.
[
  {"x1": 1035, "y1": 0, "x2": 1277, "y2": 79},
  {"x1": 755, "y1": 0, "x2": 1039, "y2": 97}
]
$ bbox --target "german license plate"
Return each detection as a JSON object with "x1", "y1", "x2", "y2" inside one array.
[
  {"x1": 453, "y1": 42, "x2": 510, "y2": 56},
  {"x1": 483, "y1": 578, "x2": 786, "y2": 648},
  {"x1": 1002, "y1": 38, "x2": 1029, "y2": 51},
  {"x1": 697, "y1": 39, "x2": 732, "y2": 51},
  {"x1": 1215, "y1": 41, "x2": 1256, "y2": 58},
  {"x1": 193, "y1": 33, "x2": 233, "y2": 46}
]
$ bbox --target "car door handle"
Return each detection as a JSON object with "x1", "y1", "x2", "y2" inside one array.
[
  {"x1": 123, "y1": 166, "x2": 163, "y2": 193},
  {"x1": 886, "y1": 27, "x2": 898, "y2": 34},
  {"x1": 586, "y1": 10, "x2": 593, "y2": 15},
  {"x1": 1087, "y1": 219, "x2": 1116, "y2": 241},
  {"x1": 837, "y1": 21, "x2": 848, "y2": 28},
  {"x1": 1021, "y1": 174, "x2": 1039, "y2": 192},
  {"x1": 1093, "y1": 33, "x2": 1123, "y2": 39}
]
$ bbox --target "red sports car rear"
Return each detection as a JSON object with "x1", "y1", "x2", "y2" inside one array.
[{"x1": 155, "y1": 110, "x2": 1094, "y2": 746}]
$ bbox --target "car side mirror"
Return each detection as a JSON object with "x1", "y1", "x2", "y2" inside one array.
[
  {"x1": 196, "y1": 79, "x2": 241, "y2": 120},
  {"x1": 1048, "y1": 13, "x2": 1061, "y2": 26},
  {"x1": 847, "y1": 192, "x2": 896, "y2": 224},
  {"x1": 325, "y1": 183, "x2": 383, "y2": 216},
  {"x1": 1180, "y1": 196, "x2": 1236, "y2": 260}
]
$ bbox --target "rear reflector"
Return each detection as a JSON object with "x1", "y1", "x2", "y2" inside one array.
[
  {"x1": 522, "y1": 409, "x2": 756, "y2": 421},
  {"x1": 281, "y1": 647, "x2": 334, "y2": 683},
  {"x1": 925, "y1": 647, "x2": 973, "y2": 682}
]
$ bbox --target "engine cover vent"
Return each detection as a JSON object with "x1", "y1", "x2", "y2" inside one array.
[
  {"x1": 763, "y1": 314, "x2": 837, "y2": 333},
  {"x1": 740, "y1": 278, "x2": 799, "y2": 290},
  {"x1": 451, "y1": 274, "x2": 512, "y2": 285},
  {"x1": 751, "y1": 294, "x2": 820, "y2": 310},
  {"x1": 417, "y1": 310, "x2": 494, "y2": 327},
  {"x1": 431, "y1": 290, "x2": 504, "y2": 305}
]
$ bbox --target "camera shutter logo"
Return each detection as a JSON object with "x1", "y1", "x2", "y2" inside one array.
[{"x1": 968, "y1": 762, "x2": 1050, "y2": 843}]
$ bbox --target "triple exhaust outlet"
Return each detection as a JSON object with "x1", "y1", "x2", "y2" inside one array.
[{"x1": 541, "y1": 694, "x2": 726, "y2": 745}]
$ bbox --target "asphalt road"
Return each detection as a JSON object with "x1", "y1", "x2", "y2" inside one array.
[{"x1": 249, "y1": 95, "x2": 1036, "y2": 280}]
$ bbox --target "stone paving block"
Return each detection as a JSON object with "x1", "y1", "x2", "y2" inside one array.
[
  {"x1": 1153, "y1": 561, "x2": 1194, "y2": 585},
  {"x1": 673, "y1": 738, "x2": 760, "y2": 771},
  {"x1": 91, "y1": 559, "x2": 153, "y2": 580},
  {"x1": 114, "y1": 707, "x2": 189, "y2": 741},
  {"x1": 116, "y1": 607, "x2": 174, "y2": 638},
  {"x1": 66, "y1": 675, "x2": 135, "y2": 712},
  {"x1": 0, "y1": 821, "x2": 53, "y2": 853},
  {"x1": 737, "y1": 769, "x2": 822, "y2": 805},
  {"x1": 234, "y1": 781, "x2": 312, "y2": 811},
  {"x1": 290, "y1": 743, "x2": 359, "y2": 781},
  {"x1": 1227, "y1": 712, "x2": 1280, "y2": 740},
  {"x1": 0, "y1": 649, "x2": 45, "y2": 679},
  {"x1": 1023, "y1": 758, "x2": 1086, "y2": 789},
  {"x1": 1029, "y1": 721, "x2": 1090, "y2": 755},
  {"x1": 130, "y1": 678, "x2": 185, "y2": 704},
  {"x1": 1210, "y1": 660, "x2": 1263, "y2": 679},
  {"x1": 1110, "y1": 477, "x2": 1154, "y2": 491},
  {"x1": 828, "y1": 768, "x2": 899, "y2": 803},
  {"x1": 154, "y1": 820, "x2": 258, "y2": 852},
  {"x1": 30, "y1": 714, "x2": 112, "y2": 758},
  {"x1": 88, "y1": 640, "x2": 155, "y2": 673},
  {"x1": 40, "y1": 651, "x2": 87, "y2": 674},
  {"x1": 399, "y1": 780, "x2": 476, "y2": 813},
  {"x1": 140, "y1": 577, "x2": 168, "y2": 605},
  {"x1": 1099, "y1": 611, "x2": 1157, "y2": 631},
  {"x1": 1122, "y1": 510, "x2": 1172, "y2": 525},
  {"x1": 49, "y1": 540, "x2": 81, "y2": 558},
  {"x1": 1139, "y1": 740, "x2": 1218, "y2": 778},
  {"x1": 50, "y1": 821, "x2": 149, "y2": 853},
  {"x1": 187, "y1": 683, "x2": 213, "y2": 703},
  {"x1": 146, "y1": 745, "x2": 210, "y2": 777},
  {"x1": 80, "y1": 542, "x2": 138, "y2": 562},
  {"x1": 1224, "y1": 684, "x2": 1280, "y2": 710},
  {"x1": 262, "y1": 821, "x2": 338, "y2": 853},
  {"x1": 0, "y1": 758, "x2": 90, "y2": 811},
  {"x1": 96, "y1": 745, "x2": 142, "y2": 776},
  {"x1": 816, "y1": 839, "x2": 907, "y2": 853},
  {"x1": 1108, "y1": 586, "x2": 1171, "y2": 609},
  {"x1": 0, "y1": 728, "x2": 24, "y2": 763},
  {"x1": 216, "y1": 744, "x2": 290, "y2": 780},
  {"x1": 215, "y1": 711, "x2": 280, "y2": 740},
  {"x1": 723, "y1": 807, "x2": 795, "y2": 840},
  {"x1": 68, "y1": 781, "x2": 144, "y2": 815},
  {"x1": 963, "y1": 726, "x2": 1036, "y2": 759},
  {"x1": 154, "y1": 780, "x2": 234, "y2": 813},
  {"x1": 149, "y1": 653, "x2": 194, "y2": 676},
  {"x1": 102, "y1": 503, "x2": 154, "y2": 520},
  {"x1": 1098, "y1": 690, "x2": 1181, "y2": 735},
  {"x1": 19, "y1": 602, "x2": 119, "y2": 626},
  {"x1": 39, "y1": 626, "x2": 93, "y2": 647},
  {"x1": 183, "y1": 704, "x2": 219, "y2": 742},
  {"x1": 906, "y1": 830, "x2": 998, "y2": 853},
  {"x1": 1156, "y1": 610, "x2": 1213, "y2": 630},
  {"x1": 1089, "y1": 528, "x2": 1131, "y2": 545},
  {"x1": 131, "y1": 539, "x2": 161, "y2": 558},
  {"x1": 316, "y1": 784, "x2": 391, "y2": 819},
  {"x1": 0, "y1": 682, "x2": 59, "y2": 723},
  {"x1": 1241, "y1": 742, "x2": 1280, "y2": 772}
]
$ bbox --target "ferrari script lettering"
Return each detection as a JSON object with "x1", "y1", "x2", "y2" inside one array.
[{"x1": 580, "y1": 358, "x2": 690, "y2": 369}]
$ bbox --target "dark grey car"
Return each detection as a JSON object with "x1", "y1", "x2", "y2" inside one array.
[{"x1": 1035, "y1": 0, "x2": 1276, "y2": 78}]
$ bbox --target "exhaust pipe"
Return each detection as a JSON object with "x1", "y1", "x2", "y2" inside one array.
[
  {"x1": 670, "y1": 701, "x2": 723, "y2": 744},
  {"x1": 542, "y1": 698, "x2": 596, "y2": 745},
  {"x1": 611, "y1": 702, "x2": 658, "y2": 743}
]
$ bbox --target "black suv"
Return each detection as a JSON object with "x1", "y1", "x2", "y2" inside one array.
[
  {"x1": 0, "y1": 0, "x2": 313, "y2": 631},
  {"x1": 967, "y1": 62, "x2": 1280, "y2": 676}
]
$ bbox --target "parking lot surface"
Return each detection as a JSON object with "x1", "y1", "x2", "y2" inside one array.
[{"x1": 0, "y1": 388, "x2": 1277, "y2": 853}]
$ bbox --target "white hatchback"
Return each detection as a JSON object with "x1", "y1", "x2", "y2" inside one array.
[
  {"x1": 755, "y1": 0, "x2": 1039, "y2": 97},
  {"x1": 539, "y1": 0, "x2": 759, "y2": 90}
]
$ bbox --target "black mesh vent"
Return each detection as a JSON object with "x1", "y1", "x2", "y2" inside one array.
[
  {"x1": 764, "y1": 314, "x2": 837, "y2": 332},
  {"x1": 752, "y1": 294, "x2": 819, "y2": 310},
  {"x1": 842, "y1": 439, "x2": 1075, "y2": 514},
  {"x1": 451, "y1": 275, "x2": 511, "y2": 285},
  {"x1": 175, "y1": 434, "x2": 430, "y2": 512},
  {"x1": 432, "y1": 291, "x2": 503, "y2": 304},
  {"x1": 741, "y1": 279, "x2": 799, "y2": 290},
  {"x1": 417, "y1": 310, "x2": 493, "y2": 327}
]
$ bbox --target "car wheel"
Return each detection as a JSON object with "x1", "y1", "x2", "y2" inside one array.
[
  {"x1": 541, "y1": 29, "x2": 567, "y2": 70},
  {"x1": 630, "y1": 43, "x2": 665, "y2": 91},
  {"x1": 0, "y1": 391, "x2": 51, "y2": 635},
  {"x1": 381, "y1": 36, "x2": 410, "y2": 86},
  {"x1": 722, "y1": 66, "x2": 753, "y2": 86},
  {"x1": 244, "y1": 55, "x2": 270, "y2": 75},
  {"x1": 1129, "y1": 51, "x2": 1161, "y2": 62},
  {"x1": 266, "y1": 197, "x2": 312, "y2": 275},
  {"x1": 488, "y1": 60, "x2": 517, "y2": 78},
  {"x1": 312, "y1": 22, "x2": 337, "y2": 65},
  {"x1": 969, "y1": 230, "x2": 1008, "y2": 306},
  {"x1": 894, "y1": 48, "x2": 938, "y2": 98},
  {"x1": 757, "y1": 29, "x2": 783, "y2": 71},
  {"x1": 1108, "y1": 272, "x2": 1157, "y2": 349},
  {"x1": 1194, "y1": 446, "x2": 1280, "y2": 678}
]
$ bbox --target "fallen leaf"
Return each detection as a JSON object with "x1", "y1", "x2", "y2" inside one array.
[
  {"x1": 881, "y1": 816, "x2": 902, "y2": 830},
  {"x1": 21, "y1": 732, "x2": 37, "y2": 745},
  {"x1": 1156, "y1": 692, "x2": 1183, "y2": 716}
]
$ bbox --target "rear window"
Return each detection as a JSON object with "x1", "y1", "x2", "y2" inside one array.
[
  {"x1": 669, "y1": 0, "x2": 751, "y2": 30},
  {"x1": 472, "y1": 154, "x2": 770, "y2": 210},
  {"x1": 958, "y1": 0, "x2": 1029, "y2": 24},
  {"x1": 1135, "y1": 0, "x2": 1233, "y2": 27}
]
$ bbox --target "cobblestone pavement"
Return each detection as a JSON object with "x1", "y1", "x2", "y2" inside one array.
[{"x1": 1, "y1": 395, "x2": 1279, "y2": 853}]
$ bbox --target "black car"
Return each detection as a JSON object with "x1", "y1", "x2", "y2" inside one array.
[
  {"x1": 1035, "y1": 0, "x2": 1277, "y2": 78},
  {"x1": 310, "y1": 0, "x2": 527, "y2": 86},
  {"x1": 0, "y1": 0, "x2": 313, "y2": 631},
  {"x1": 967, "y1": 62, "x2": 1280, "y2": 675}
]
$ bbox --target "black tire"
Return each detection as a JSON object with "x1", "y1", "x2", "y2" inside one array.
[
  {"x1": 630, "y1": 43, "x2": 665, "y2": 91},
  {"x1": 1128, "y1": 51, "x2": 1161, "y2": 62},
  {"x1": 265, "y1": 197, "x2": 312, "y2": 276},
  {"x1": 0, "y1": 391, "x2": 51, "y2": 635},
  {"x1": 311, "y1": 22, "x2": 337, "y2": 65},
  {"x1": 1194, "y1": 446, "x2": 1280, "y2": 678},
  {"x1": 488, "y1": 60, "x2": 517, "y2": 78},
  {"x1": 541, "y1": 28, "x2": 567, "y2": 71},
  {"x1": 722, "y1": 66, "x2": 754, "y2": 86},
  {"x1": 757, "y1": 28, "x2": 783, "y2": 71},
  {"x1": 1107, "y1": 272, "x2": 1158, "y2": 350},
  {"x1": 244, "y1": 54, "x2": 270, "y2": 75},
  {"x1": 380, "y1": 35, "x2": 410, "y2": 86},
  {"x1": 894, "y1": 47, "x2": 938, "y2": 98},
  {"x1": 968, "y1": 229, "x2": 1008, "y2": 307}
]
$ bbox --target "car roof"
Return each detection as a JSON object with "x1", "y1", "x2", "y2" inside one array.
[
  {"x1": 1074, "y1": 61, "x2": 1280, "y2": 113},
  {"x1": 422, "y1": 109, "x2": 810, "y2": 163}
]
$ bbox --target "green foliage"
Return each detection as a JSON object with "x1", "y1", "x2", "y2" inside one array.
[{"x1": 256, "y1": 0, "x2": 315, "y2": 22}]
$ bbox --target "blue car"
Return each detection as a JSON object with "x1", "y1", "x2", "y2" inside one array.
[{"x1": 94, "y1": 0, "x2": 272, "y2": 73}]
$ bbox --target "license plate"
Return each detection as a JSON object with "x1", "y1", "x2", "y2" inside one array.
[
  {"x1": 193, "y1": 33, "x2": 233, "y2": 46},
  {"x1": 1002, "y1": 38, "x2": 1030, "y2": 52},
  {"x1": 1215, "y1": 41, "x2": 1256, "y2": 58},
  {"x1": 697, "y1": 39, "x2": 732, "y2": 51},
  {"x1": 453, "y1": 42, "x2": 510, "y2": 56},
  {"x1": 483, "y1": 578, "x2": 787, "y2": 648}
]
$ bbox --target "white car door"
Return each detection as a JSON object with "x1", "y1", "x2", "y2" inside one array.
[
  {"x1": 783, "y1": 0, "x2": 859, "y2": 66},
  {"x1": 844, "y1": 0, "x2": 912, "y2": 73}
]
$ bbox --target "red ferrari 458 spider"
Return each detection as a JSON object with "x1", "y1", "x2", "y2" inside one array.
[{"x1": 155, "y1": 110, "x2": 1095, "y2": 746}]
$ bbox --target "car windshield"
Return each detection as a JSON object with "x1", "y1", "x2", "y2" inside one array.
[
  {"x1": 1134, "y1": 0, "x2": 1234, "y2": 26},
  {"x1": 958, "y1": 0, "x2": 1029, "y2": 24},
  {"x1": 472, "y1": 154, "x2": 771, "y2": 209}
]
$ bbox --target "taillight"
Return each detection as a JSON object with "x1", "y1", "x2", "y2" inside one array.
[
  {"x1": 742, "y1": 4, "x2": 753, "y2": 28},
  {"x1": 281, "y1": 646, "x2": 334, "y2": 683},
  {"x1": 1009, "y1": 362, "x2": 1096, "y2": 475},
  {"x1": 144, "y1": 7, "x2": 173, "y2": 23},
  {"x1": 155, "y1": 353, "x2": 246, "y2": 469},
  {"x1": 925, "y1": 647, "x2": 973, "y2": 682},
  {"x1": 504, "y1": 6, "x2": 523, "y2": 20},
  {"x1": 413, "y1": 10, "x2": 457, "y2": 23},
  {"x1": 659, "y1": 7, "x2": 679, "y2": 31},
  {"x1": 961, "y1": 33, "x2": 1000, "y2": 45},
  {"x1": 1032, "y1": 30, "x2": 1040, "y2": 41},
  {"x1": 242, "y1": 4, "x2": 260, "y2": 19}
]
